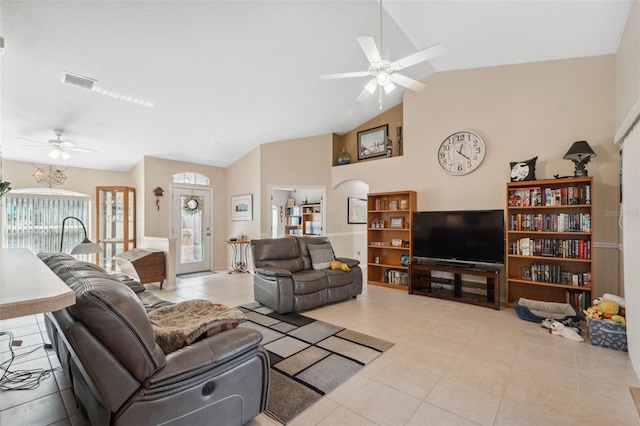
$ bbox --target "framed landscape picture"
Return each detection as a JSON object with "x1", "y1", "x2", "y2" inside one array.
[
  {"x1": 347, "y1": 197, "x2": 367, "y2": 224},
  {"x1": 357, "y1": 124, "x2": 388, "y2": 160},
  {"x1": 231, "y1": 194, "x2": 253, "y2": 221}
]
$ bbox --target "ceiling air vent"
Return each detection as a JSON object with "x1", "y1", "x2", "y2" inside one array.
[{"x1": 61, "y1": 71, "x2": 97, "y2": 90}]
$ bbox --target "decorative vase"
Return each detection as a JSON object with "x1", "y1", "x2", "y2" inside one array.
[{"x1": 337, "y1": 148, "x2": 351, "y2": 165}]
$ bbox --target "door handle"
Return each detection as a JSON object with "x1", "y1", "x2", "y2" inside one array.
[{"x1": 206, "y1": 233, "x2": 211, "y2": 236}]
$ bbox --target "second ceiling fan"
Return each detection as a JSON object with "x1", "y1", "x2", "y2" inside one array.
[{"x1": 321, "y1": 1, "x2": 444, "y2": 102}]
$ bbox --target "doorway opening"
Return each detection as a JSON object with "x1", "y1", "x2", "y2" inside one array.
[{"x1": 270, "y1": 186, "x2": 325, "y2": 239}]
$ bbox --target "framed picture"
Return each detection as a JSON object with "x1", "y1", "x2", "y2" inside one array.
[
  {"x1": 391, "y1": 238, "x2": 403, "y2": 247},
  {"x1": 347, "y1": 197, "x2": 367, "y2": 224},
  {"x1": 231, "y1": 194, "x2": 253, "y2": 221},
  {"x1": 388, "y1": 200, "x2": 398, "y2": 210},
  {"x1": 357, "y1": 124, "x2": 388, "y2": 161},
  {"x1": 389, "y1": 217, "x2": 404, "y2": 228}
]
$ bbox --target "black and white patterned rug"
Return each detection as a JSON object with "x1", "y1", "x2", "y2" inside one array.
[{"x1": 238, "y1": 303, "x2": 394, "y2": 425}]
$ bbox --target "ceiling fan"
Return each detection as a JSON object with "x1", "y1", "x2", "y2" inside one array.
[
  {"x1": 320, "y1": 1, "x2": 444, "y2": 103},
  {"x1": 20, "y1": 129, "x2": 97, "y2": 160}
]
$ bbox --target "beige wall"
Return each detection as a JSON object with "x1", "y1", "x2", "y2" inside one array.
[
  {"x1": 334, "y1": 104, "x2": 403, "y2": 165},
  {"x1": 333, "y1": 55, "x2": 619, "y2": 298},
  {"x1": 143, "y1": 156, "x2": 228, "y2": 269},
  {"x1": 258, "y1": 134, "x2": 333, "y2": 237}
]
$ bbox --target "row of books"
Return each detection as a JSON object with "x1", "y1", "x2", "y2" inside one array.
[
  {"x1": 286, "y1": 206, "x2": 302, "y2": 216},
  {"x1": 507, "y1": 184, "x2": 591, "y2": 207},
  {"x1": 567, "y1": 290, "x2": 589, "y2": 313},
  {"x1": 286, "y1": 216, "x2": 302, "y2": 226},
  {"x1": 520, "y1": 263, "x2": 591, "y2": 286},
  {"x1": 383, "y1": 269, "x2": 408, "y2": 285},
  {"x1": 509, "y1": 238, "x2": 591, "y2": 259},
  {"x1": 508, "y1": 213, "x2": 591, "y2": 232}
]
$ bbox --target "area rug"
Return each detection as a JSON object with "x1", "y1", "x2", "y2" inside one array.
[
  {"x1": 176, "y1": 271, "x2": 217, "y2": 279},
  {"x1": 238, "y1": 302, "x2": 394, "y2": 425}
]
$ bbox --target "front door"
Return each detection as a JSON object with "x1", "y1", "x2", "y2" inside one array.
[{"x1": 172, "y1": 187, "x2": 212, "y2": 274}]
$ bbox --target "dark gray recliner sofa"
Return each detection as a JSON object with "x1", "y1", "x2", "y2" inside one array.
[
  {"x1": 251, "y1": 236, "x2": 362, "y2": 314},
  {"x1": 38, "y1": 252, "x2": 269, "y2": 426}
]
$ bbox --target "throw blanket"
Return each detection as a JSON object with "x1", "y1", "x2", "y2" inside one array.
[{"x1": 148, "y1": 299, "x2": 246, "y2": 354}]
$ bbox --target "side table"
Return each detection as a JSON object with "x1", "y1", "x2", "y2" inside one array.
[{"x1": 226, "y1": 240, "x2": 250, "y2": 274}]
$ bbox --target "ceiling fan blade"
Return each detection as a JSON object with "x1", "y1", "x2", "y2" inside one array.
[
  {"x1": 320, "y1": 71, "x2": 371, "y2": 80},
  {"x1": 390, "y1": 73, "x2": 427, "y2": 92},
  {"x1": 391, "y1": 43, "x2": 445, "y2": 71},
  {"x1": 357, "y1": 36, "x2": 382, "y2": 64},
  {"x1": 18, "y1": 136, "x2": 47, "y2": 145},
  {"x1": 356, "y1": 78, "x2": 378, "y2": 102},
  {"x1": 68, "y1": 147, "x2": 97, "y2": 153}
]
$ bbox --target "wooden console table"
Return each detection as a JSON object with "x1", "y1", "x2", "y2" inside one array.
[
  {"x1": 226, "y1": 240, "x2": 250, "y2": 274},
  {"x1": 0, "y1": 248, "x2": 76, "y2": 320},
  {"x1": 409, "y1": 262, "x2": 500, "y2": 310}
]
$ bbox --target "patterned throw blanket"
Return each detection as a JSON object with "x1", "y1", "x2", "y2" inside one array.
[{"x1": 148, "y1": 299, "x2": 246, "y2": 353}]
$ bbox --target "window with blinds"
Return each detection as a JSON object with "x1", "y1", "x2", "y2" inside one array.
[{"x1": 2, "y1": 189, "x2": 91, "y2": 255}]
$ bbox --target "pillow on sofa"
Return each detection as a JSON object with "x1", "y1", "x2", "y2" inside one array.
[{"x1": 307, "y1": 243, "x2": 335, "y2": 270}]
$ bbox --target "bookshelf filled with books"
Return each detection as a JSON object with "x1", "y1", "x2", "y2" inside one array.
[
  {"x1": 506, "y1": 177, "x2": 593, "y2": 314},
  {"x1": 367, "y1": 190, "x2": 416, "y2": 290}
]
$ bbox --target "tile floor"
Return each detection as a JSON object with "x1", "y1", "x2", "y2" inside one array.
[{"x1": 1, "y1": 270, "x2": 639, "y2": 426}]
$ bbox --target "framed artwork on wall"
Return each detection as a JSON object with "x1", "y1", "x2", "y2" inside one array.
[
  {"x1": 357, "y1": 124, "x2": 388, "y2": 160},
  {"x1": 347, "y1": 197, "x2": 367, "y2": 224},
  {"x1": 231, "y1": 194, "x2": 253, "y2": 221}
]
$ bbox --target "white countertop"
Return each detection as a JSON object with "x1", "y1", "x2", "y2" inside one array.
[{"x1": 0, "y1": 248, "x2": 76, "y2": 320}]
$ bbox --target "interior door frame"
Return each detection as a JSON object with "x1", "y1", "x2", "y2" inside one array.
[
  {"x1": 269, "y1": 185, "x2": 326, "y2": 238},
  {"x1": 170, "y1": 185, "x2": 213, "y2": 274}
]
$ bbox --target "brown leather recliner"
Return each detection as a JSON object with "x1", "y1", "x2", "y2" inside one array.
[
  {"x1": 251, "y1": 236, "x2": 362, "y2": 314},
  {"x1": 38, "y1": 252, "x2": 269, "y2": 426}
]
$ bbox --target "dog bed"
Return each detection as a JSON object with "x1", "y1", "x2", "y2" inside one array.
[{"x1": 514, "y1": 297, "x2": 580, "y2": 325}]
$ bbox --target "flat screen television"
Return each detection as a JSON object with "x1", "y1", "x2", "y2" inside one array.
[{"x1": 412, "y1": 209, "x2": 505, "y2": 267}]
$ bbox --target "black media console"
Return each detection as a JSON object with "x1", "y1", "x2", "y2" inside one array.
[{"x1": 409, "y1": 261, "x2": 500, "y2": 310}]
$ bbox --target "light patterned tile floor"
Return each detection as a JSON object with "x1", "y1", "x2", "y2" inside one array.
[{"x1": 1, "y1": 270, "x2": 639, "y2": 426}]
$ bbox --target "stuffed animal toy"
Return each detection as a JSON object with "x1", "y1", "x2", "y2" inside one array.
[
  {"x1": 593, "y1": 294, "x2": 625, "y2": 308},
  {"x1": 541, "y1": 318, "x2": 580, "y2": 334},
  {"x1": 592, "y1": 299, "x2": 619, "y2": 317},
  {"x1": 584, "y1": 307, "x2": 604, "y2": 320},
  {"x1": 549, "y1": 321, "x2": 584, "y2": 342},
  {"x1": 330, "y1": 260, "x2": 350, "y2": 272}
]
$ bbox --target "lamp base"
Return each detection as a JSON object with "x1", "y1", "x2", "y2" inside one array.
[{"x1": 573, "y1": 169, "x2": 588, "y2": 177}]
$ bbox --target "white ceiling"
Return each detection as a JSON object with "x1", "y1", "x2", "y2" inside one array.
[{"x1": 1, "y1": 1, "x2": 633, "y2": 172}]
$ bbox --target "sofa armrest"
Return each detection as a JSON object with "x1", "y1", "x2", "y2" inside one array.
[
  {"x1": 255, "y1": 266, "x2": 293, "y2": 277},
  {"x1": 335, "y1": 257, "x2": 360, "y2": 268},
  {"x1": 144, "y1": 327, "x2": 264, "y2": 389}
]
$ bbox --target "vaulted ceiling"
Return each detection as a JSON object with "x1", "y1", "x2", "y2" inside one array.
[{"x1": 1, "y1": 1, "x2": 633, "y2": 171}]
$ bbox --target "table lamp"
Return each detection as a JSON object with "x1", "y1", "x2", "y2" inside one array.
[
  {"x1": 59, "y1": 216, "x2": 103, "y2": 254},
  {"x1": 563, "y1": 140, "x2": 596, "y2": 177}
]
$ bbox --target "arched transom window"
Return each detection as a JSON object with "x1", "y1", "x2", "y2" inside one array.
[{"x1": 173, "y1": 172, "x2": 209, "y2": 185}]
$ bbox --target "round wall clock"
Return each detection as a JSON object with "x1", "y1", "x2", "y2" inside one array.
[{"x1": 437, "y1": 130, "x2": 486, "y2": 175}]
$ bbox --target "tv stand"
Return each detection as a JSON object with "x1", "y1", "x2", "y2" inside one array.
[
  {"x1": 436, "y1": 261, "x2": 475, "y2": 269},
  {"x1": 409, "y1": 262, "x2": 500, "y2": 310}
]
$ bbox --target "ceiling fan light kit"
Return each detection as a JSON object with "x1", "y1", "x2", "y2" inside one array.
[{"x1": 19, "y1": 129, "x2": 97, "y2": 160}]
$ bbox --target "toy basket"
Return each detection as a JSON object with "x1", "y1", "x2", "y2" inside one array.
[{"x1": 586, "y1": 317, "x2": 628, "y2": 352}]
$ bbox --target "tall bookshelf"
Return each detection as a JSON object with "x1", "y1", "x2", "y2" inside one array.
[
  {"x1": 367, "y1": 190, "x2": 416, "y2": 290},
  {"x1": 505, "y1": 177, "x2": 593, "y2": 314}
]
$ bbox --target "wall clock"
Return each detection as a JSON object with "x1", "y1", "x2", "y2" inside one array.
[{"x1": 437, "y1": 130, "x2": 486, "y2": 175}]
